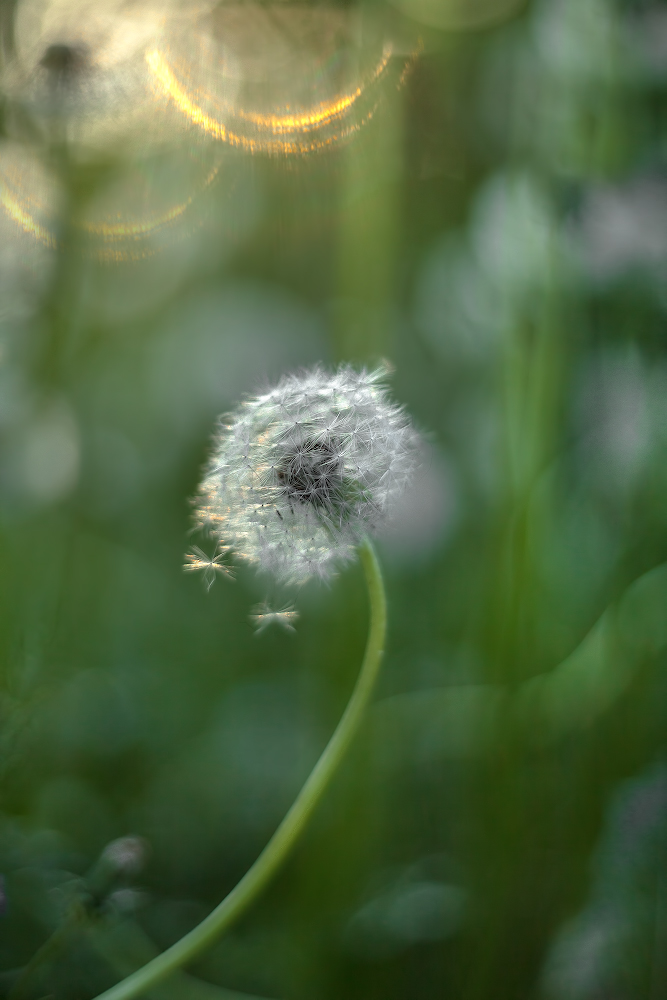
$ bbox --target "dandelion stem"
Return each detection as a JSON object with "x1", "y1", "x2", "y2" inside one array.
[{"x1": 92, "y1": 536, "x2": 387, "y2": 1000}]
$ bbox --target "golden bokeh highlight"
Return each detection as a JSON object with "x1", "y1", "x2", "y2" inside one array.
[
  {"x1": 145, "y1": 45, "x2": 395, "y2": 155},
  {"x1": 0, "y1": 145, "x2": 222, "y2": 261},
  {"x1": 0, "y1": 1, "x2": 421, "y2": 258},
  {"x1": 1, "y1": 183, "x2": 58, "y2": 250}
]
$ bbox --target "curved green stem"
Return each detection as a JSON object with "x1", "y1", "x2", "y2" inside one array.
[{"x1": 93, "y1": 537, "x2": 387, "y2": 1000}]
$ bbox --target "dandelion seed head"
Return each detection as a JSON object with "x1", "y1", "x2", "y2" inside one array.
[{"x1": 193, "y1": 365, "x2": 419, "y2": 583}]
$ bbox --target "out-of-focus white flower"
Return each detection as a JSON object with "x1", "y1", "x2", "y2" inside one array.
[
  {"x1": 3, "y1": 0, "x2": 210, "y2": 151},
  {"x1": 577, "y1": 178, "x2": 667, "y2": 282},
  {"x1": 573, "y1": 346, "x2": 667, "y2": 499},
  {"x1": 99, "y1": 835, "x2": 149, "y2": 878},
  {"x1": 192, "y1": 365, "x2": 419, "y2": 584},
  {"x1": 541, "y1": 764, "x2": 667, "y2": 1000},
  {"x1": 480, "y1": 0, "x2": 628, "y2": 178},
  {"x1": 0, "y1": 397, "x2": 81, "y2": 507},
  {"x1": 415, "y1": 172, "x2": 566, "y2": 362},
  {"x1": 531, "y1": 0, "x2": 619, "y2": 84}
]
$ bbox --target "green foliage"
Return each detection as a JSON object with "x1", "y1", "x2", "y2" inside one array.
[{"x1": 0, "y1": 0, "x2": 665, "y2": 997}]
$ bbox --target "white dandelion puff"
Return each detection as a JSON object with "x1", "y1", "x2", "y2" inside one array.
[
  {"x1": 192, "y1": 364, "x2": 420, "y2": 584},
  {"x1": 184, "y1": 544, "x2": 235, "y2": 590},
  {"x1": 250, "y1": 602, "x2": 300, "y2": 634}
]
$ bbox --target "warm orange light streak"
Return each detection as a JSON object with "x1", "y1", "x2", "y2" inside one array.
[
  {"x1": 224, "y1": 49, "x2": 392, "y2": 133},
  {"x1": 0, "y1": 36, "x2": 413, "y2": 255},
  {"x1": 0, "y1": 182, "x2": 57, "y2": 248},
  {"x1": 0, "y1": 161, "x2": 220, "y2": 259},
  {"x1": 145, "y1": 47, "x2": 393, "y2": 153},
  {"x1": 83, "y1": 164, "x2": 220, "y2": 241}
]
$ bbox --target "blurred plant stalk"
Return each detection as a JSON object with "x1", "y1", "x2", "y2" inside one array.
[
  {"x1": 493, "y1": 247, "x2": 568, "y2": 683},
  {"x1": 333, "y1": 13, "x2": 408, "y2": 362}
]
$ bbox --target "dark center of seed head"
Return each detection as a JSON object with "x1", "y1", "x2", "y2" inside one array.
[{"x1": 276, "y1": 440, "x2": 345, "y2": 510}]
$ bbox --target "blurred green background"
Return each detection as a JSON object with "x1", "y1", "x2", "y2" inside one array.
[{"x1": 0, "y1": 0, "x2": 666, "y2": 997}]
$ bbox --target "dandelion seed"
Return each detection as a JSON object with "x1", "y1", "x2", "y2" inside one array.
[
  {"x1": 193, "y1": 364, "x2": 420, "y2": 584},
  {"x1": 250, "y1": 602, "x2": 299, "y2": 634},
  {"x1": 184, "y1": 544, "x2": 235, "y2": 590}
]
